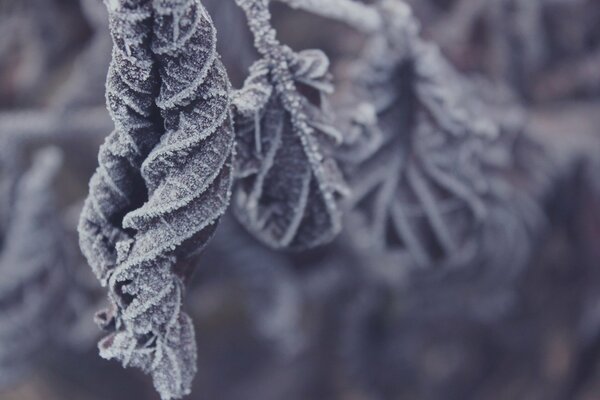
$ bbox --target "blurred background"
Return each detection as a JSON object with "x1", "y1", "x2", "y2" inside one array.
[{"x1": 0, "y1": 0, "x2": 599, "y2": 399}]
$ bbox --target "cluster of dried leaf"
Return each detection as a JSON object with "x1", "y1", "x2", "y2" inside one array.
[{"x1": 0, "y1": 0, "x2": 599, "y2": 399}]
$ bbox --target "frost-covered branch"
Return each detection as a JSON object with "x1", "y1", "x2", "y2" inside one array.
[{"x1": 275, "y1": 0, "x2": 382, "y2": 33}]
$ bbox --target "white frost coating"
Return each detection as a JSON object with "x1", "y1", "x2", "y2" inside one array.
[
  {"x1": 232, "y1": 0, "x2": 348, "y2": 250},
  {"x1": 107, "y1": 0, "x2": 121, "y2": 11},
  {"x1": 78, "y1": 0, "x2": 234, "y2": 398}
]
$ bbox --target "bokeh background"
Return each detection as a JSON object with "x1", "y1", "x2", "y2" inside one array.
[{"x1": 1, "y1": 0, "x2": 599, "y2": 399}]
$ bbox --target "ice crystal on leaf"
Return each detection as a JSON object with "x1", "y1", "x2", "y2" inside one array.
[
  {"x1": 78, "y1": 0, "x2": 234, "y2": 398},
  {"x1": 232, "y1": 0, "x2": 348, "y2": 250}
]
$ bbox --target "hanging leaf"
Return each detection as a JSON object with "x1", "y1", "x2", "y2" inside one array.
[
  {"x1": 78, "y1": 0, "x2": 234, "y2": 398},
  {"x1": 232, "y1": 0, "x2": 347, "y2": 250},
  {"x1": 341, "y1": 0, "x2": 540, "y2": 276}
]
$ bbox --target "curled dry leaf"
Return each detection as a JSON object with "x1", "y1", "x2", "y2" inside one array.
[
  {"x1": 232, "y1": 0, "x2": 347, "y2": 250},
  {"x1": 78, "y1": 0, "x2": 234, "y2": 398}
]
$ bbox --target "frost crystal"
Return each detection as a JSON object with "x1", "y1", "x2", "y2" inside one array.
[
  {"x1": 78, "y1": 0, "x2": 234, "y2": 398},
  {"x1": 232, "y1": 0, "x2": 347, "y2": 250}
]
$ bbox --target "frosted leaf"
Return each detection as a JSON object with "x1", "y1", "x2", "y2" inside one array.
[
  {"x1": 78, "y1": 0, "x2": 234, "y2": 398},
  {"x1": 79, "y1": 0, "x2": 161, "y2": 284},
  {"x1": 55, "y1": 201, "x2": 108, "y2": 352},
  {"x1": 98, "y1": 305, "x2": 197, "y2": 400},
  {"x1": 232, "y1": 0, "x2": 347, "y2": 250},
  {"x1": 341, "y1": 0, "x2": 540, "y2": 275},
  {"x1": 0, "y1": 147, "x2": 67, "y2": 387}
]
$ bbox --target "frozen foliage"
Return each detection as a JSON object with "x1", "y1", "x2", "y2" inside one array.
[
  {"x1": 232, "y1": 0, "x2": 348, "y2": 250},
  {"x1": 0, "y1": 0, "x2": 595, "y2": 399},
  {"x1": 78, "y1": 0, "x2": 234, "y2": 398},
  {"x1": 0, "y1": 147, "x2": 67, "y2": 387},
  {"x1": 339, "y1": 0, "x2": 541, "y2": 275}
]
